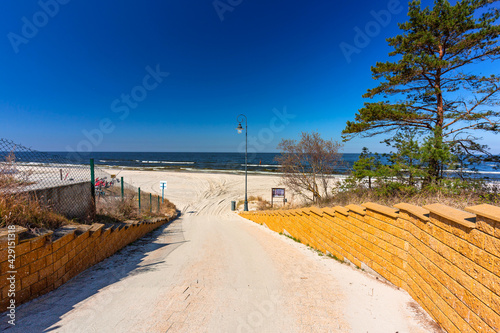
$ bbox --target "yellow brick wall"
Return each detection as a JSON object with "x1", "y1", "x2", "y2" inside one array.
[
  {"x1": 240, "y1": 203, "x2": 500, "y2": 333},
  {"x1": 0, "y1": 216, "x2": 175, "y2": 310}
]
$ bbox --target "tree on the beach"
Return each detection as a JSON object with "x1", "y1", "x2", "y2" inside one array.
[
  {"x1": 275, "y1": 132, "x2": 343, "y2": 203},
  {"x1": 342, "y1": 0, "x2": 500, "y2": 185},
  {"x1": 351, "y1": 147, "x2": 381, "y2": 189},
  {"x1": 384, "y1": 129, "x2": 427, "y2": 186}
]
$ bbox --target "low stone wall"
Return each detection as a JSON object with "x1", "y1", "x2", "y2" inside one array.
[
  {"x1": 0, "y1": 216, "x2": 175, "y2": 311},
  {"x1": 240, "y1": 203, "x2": 500, "y2": 333}
]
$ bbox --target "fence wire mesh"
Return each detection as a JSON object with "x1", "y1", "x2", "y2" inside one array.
[
  {"x1": 1, "y1": 138, "x2": 176, "y2": 229},
  {"x1": 93, "y1": 166, "x2": 171, "y2": 220},
  {"x1": 0, "y1": 138, "x2": 93, "y2": 226}
]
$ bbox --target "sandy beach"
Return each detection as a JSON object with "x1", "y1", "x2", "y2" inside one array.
[
  {"x1": 105, "y1": 169, "x2": 289, "y2": 213},
  {"x1": 8, "y1": 169, "x2": 441, "y2": 332}
]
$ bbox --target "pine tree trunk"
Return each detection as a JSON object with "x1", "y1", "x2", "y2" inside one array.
[{"x1": 424, "y1": 61, "x2": 445, "y2": 186}]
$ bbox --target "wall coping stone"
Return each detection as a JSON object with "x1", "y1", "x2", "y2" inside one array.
[
  {"x1": 309, "y1": 207, "x2": 323, "y2": 216},
  {"x1": 424, "y1": 203, "x2": 476, "y2": 228},
  {"x1": 346, "y1": 204, "x2": 366, "y2": 216},
  {"x1": 465, "y1": 204, "x2": 500, "y2": 223},
  {"x1": 362, "y1": 202, "x2": 399, "y2": 218},
  {"x1": 394, "y1": 203, "x2": 430, "y2": 222},
  {"x1": 322, "y1": 207, "x2": 336, "y2": 217},
  {"x1": 0, "y1": 226, "x2": 28, "y2": 241},
  {"x1": 334, "y1": 206, "x2": 349, "y2": 216},
  {"x1": 89, "y1": 223, "x2": 105, "y2": 232},
  {"x1": 301, "y1": 208, "x2": 311, "y2": 216}
]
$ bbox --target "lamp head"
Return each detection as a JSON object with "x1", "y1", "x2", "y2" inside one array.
[{"x1": 236, "y1": 123, "x2": 243, "y2": 134}]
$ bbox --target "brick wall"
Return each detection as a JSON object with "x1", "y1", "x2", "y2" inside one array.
[
  {"x1": 0, "y1": 217, "x2": 174, "y2": 310},
  {"x1": 240, "y1": 203, "x2": 500, "y2": 333}
]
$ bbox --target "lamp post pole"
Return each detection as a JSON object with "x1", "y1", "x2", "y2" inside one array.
[{"x1": 236, "y1": 114, "x2": 248, "y2": 211}]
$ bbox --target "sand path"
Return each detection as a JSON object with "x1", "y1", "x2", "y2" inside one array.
[{"x1": 6, "y1": 170, "x2": 441, "y2": 333}]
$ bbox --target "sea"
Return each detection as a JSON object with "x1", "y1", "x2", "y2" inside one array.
[{"x1": 22, "y1": 152, "x2": 498, "y2": 181}]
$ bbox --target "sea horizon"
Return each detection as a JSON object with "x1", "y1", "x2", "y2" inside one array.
[{"x1": 3, "y1": 151, "x2": 499, "y2": 180}]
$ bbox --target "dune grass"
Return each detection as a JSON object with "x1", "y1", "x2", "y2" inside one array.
[{"x1": 0, "y1": 192, "x2": 69, "y2": 230}]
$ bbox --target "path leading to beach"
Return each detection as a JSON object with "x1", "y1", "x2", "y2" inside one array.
[{"x1": 7, "y1": 170, "x2": 441, "y2": 333}]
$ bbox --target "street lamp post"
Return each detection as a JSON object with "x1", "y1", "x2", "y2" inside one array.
[{"x1": 236, "y1": 114, "x2": 248, "y2": 211}]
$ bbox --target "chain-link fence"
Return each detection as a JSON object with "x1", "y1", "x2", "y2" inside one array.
[
  {"x1": 0, "y1": 138, "x2": 176, "y2": 230},
  {"x1": 93, "y1": 165, "x2": 174, "y2": 220},
  {"x1": 0, "y1": 138, "x2": 93, "y2": 228}
]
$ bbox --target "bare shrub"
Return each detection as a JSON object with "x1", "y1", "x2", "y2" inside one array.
[{"x1": 276, "y1": 131, "x2": 343, "y2": 203}]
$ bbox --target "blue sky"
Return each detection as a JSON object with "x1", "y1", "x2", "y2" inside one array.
[{"x1": 0, "y1": 0, "x2": 498, "y2": 153}]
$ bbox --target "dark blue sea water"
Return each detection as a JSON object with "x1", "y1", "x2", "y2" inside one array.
[
  {"x1": 58, "y1": 152, "x2": 330, "y2": 173},
  {"x1": 4, "y1": 151, "x2": 500, "y2": 180}
]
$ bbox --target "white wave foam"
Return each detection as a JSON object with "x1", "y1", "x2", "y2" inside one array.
[
  {"x1": 139, "y1": 160, "x2": 195, "y2": 164},
  {"x1": 241, "y1": 164, "x2": 281, "y2": 167},
  {"x1": 443, "y1": 170, "x2": 500, "y2": 175}
]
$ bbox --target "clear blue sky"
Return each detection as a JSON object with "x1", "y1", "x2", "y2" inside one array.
[{"x1": 0, "y1": 0, "x2": 498, "y2": 153}]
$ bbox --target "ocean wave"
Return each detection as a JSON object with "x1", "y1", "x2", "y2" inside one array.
[
  {"x1": 0, "y1": 161, "x2": 87, "y2": 168},
  {"x1": 179, "y1": 167, "x2": 272, "y2": 175},
  {"x1": 443, "y1": 170, "x2": 500, "y2": 175},
  {"x1": 242, "y1": 164, "x2": 281, "y2": 167},
  {"x1": 136, "y1": 160, "x2": 195, "y2": 164}
]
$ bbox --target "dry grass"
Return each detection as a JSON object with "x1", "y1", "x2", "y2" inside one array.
[
  {"x1": 236, "y1": 195, "x2": 292, "y2": 211},
  {"x1": 320, "y1": 184, "x2": 500, "y2": 211},
  {"x1": 0, "y1": 193, "x2": 69, "y2": 230},
  {"x1": 96, "y1": 186, "x2": 177, "y2": 221},
  {"x1": 0, "y1": 151, "x2": 70, "y2": 230},
  {"x1": 237, "y1": 196, "x2": 270, "y2": 210},
  {"x1": 256, "y1": 200, "x2": 272, "y2": 210}
]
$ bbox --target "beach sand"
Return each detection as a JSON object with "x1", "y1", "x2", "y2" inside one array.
[
  {"x1": 105, "y1": 169, "x2": 288, "y2": 213},
  {"x1": 8, "y1": 169, "x2": 442, "y2": 332},
  {"x1": 105, "y1": 169, "x2": 441, "y2": 332}
]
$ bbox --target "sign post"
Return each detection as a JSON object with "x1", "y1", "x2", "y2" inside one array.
[
  {"x1": 271, "y1": 188, "x2": 285, "y2": 208},
  {"x1": 160, "y1": 181, "x2": 167, "y2": 203}
]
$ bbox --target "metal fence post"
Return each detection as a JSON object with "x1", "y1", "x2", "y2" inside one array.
[
  {"x1": 157, "y1": 196, "x2": 160, "y2": 213},
  {"x1": 121, "y1": 177, "x2": 124, "y2": 201},
  {"x1": 138, "y1": 187, "x2": 141, "y2": 213},
  {"x1": 149, "y1": 193, "x2": 152, "y2": 213},
  {"x1": 90, "y1": 158, "x2": 95, "y2": 206}
]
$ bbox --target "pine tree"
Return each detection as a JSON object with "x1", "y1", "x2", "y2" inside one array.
[
  {"x1": 351, "y1": 147, "x2": 380, "y2": 189},
  {"x1": 384, "y1": 129, "x2": 425, "y2": 186},
  {"x1": 342, "y1": 0, "x2": 500, "y2": 184}
]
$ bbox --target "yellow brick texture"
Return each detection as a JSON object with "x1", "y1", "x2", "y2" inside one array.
[
  {"x1": 0, "y1": 216, "x2": 174, "y2": 310},
  {"x1": 240, "y1": 203, "x2": 500, "y2": 333}
]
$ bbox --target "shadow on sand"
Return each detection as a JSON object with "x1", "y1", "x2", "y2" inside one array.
[{"x1": 3, "y1": 217, "x2": 186, "y2": 332}]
